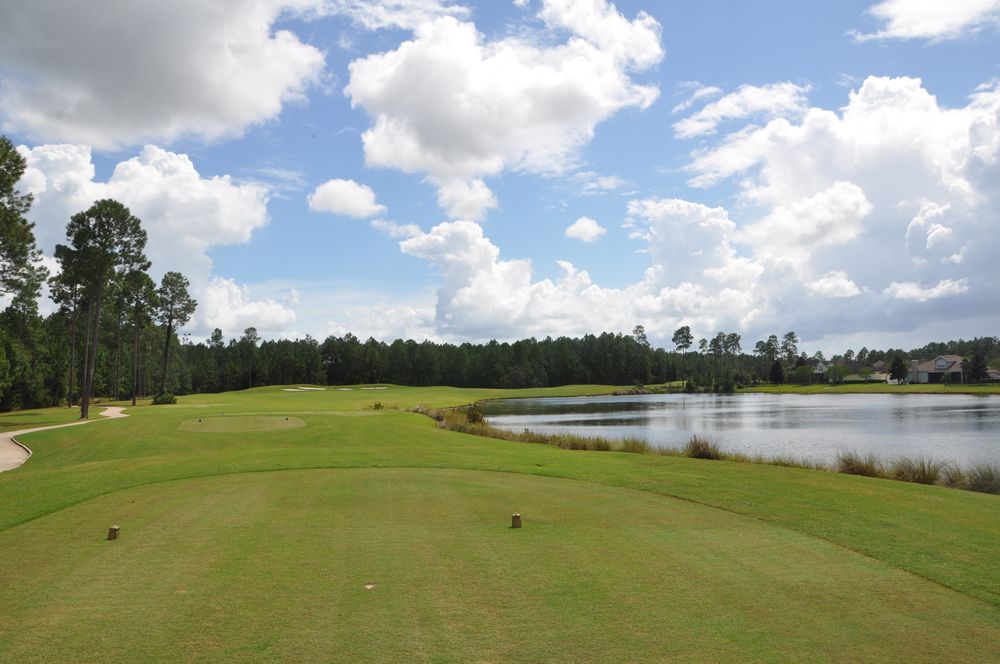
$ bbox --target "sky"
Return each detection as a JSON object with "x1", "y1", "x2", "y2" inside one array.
[{"x1": 1, "y1": 0, "x2": 999, "y2": 354}]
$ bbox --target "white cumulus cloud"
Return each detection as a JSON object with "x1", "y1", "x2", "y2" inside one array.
[
  {"x1": 884, "y1": 279, "x2": 970, "y2": 302},
  {"x1": 199, "y1": 276, "x2": 298, "y2": 335},
  {"x1": 308, "y1": 178, "x2": 387, "y2": 218},
  {"x1": 806, "y1": 272, "x2": 862, "y2": 298},
  {"x1": 366, "y1": 76, "x2": 1000, "y2": 346},
  {"x1": 344, "y1": 0, "x2": 662, "y2": 220},
  {"x1": 0, "y1": 0, "x2": 326, "y2": 149},
  {"x1": 321, "y1": 0, "x2": 469, "y2": 30},
  {"x1": 565, "y1": 216, "x2": 607, "y2": 242},
  {"x1": 673, "y1": 82, "x2": 811, "y2": 139},
  {"x1": 853, "y1": 0, "x2": 1000, "y2": 42}
]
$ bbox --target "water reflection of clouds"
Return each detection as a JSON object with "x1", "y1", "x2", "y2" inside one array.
[{"x1": 483, "y1": 393, "x2": 1000, "y2": 465}]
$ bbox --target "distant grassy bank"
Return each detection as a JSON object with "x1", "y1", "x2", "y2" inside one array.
[{"x1": 742, "y1": 382, "x2": 1000, "y2": 395}]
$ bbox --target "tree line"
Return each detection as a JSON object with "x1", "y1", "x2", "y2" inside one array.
[
  {"x1": 2, "y1": 133, "x2": 997, "y2": 413},
  {"x1": 0, "y1": 135, "x2": 196, "y2": 416}
]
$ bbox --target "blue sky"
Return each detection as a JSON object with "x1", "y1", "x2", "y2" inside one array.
[{"x1": 2, "y1": 0, "x2": 999, "y2": 353}]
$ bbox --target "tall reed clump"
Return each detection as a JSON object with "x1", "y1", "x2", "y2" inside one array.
[
  {"x1": 684, "y1": 435, "x2": 724, "y2": 460},
  {"x1": 620, "y1": 438, "x2": 651, "y2": 454},
  {"x1": 836, "y1": 451, "x2": 883, "y2": 478},
  {"x1": 945, "y1": 462, "x2": 1000, "y2": 494},
  {"x1": 888, "y1": 457, "x2": 946, "y2": 485}
]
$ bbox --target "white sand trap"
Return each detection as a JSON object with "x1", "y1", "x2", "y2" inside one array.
[
  {"x1": 361, "y1": 386, "x2": 388, "y2": 390},
  {"x1": 336, "y1": 388, "x2": 353, "y2": 391},
  {"x1": 281, "y1": 388, "x2": 306, "y2": 392},
  {"x1": 297, "y1": 387, "x2": 326, "y2": 391}
]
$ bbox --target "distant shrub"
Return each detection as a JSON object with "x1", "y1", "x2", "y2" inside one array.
[
  {"x1": 684, "y1": 435, "x2": 723, "y2": 460},
  {"x1": 836, "y1": 451, "x2": 883, "y2": 478},
  {"x1": 889, "y1": 457, "x2": 945, "y2": 485},
  {"x1": 152, "y1": 392, "x2": 176, "y2": 405},
  {"x1": 370, "y1": 401, "x2": 384, "y2": 410},
  {"x1": 464, "y1": 402, "x2": 484, "y2": 423}
]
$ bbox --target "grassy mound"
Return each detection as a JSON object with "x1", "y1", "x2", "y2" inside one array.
[{"x1": 1, "y1": 384, "x2": 998, "y2": 661}]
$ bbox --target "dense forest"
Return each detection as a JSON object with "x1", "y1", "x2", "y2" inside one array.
[{"x1": 1, "y1": 133, "x2": 998, "y2": 414}]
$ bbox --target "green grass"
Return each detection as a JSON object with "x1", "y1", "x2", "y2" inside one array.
[
  {"x1": 744, "y1": 382, "x2": 1000, "y2": 395},
  {"x1": 0, "y1": 406, "x2": 82, "y2": 433},
  {"x1": 1, "y1": 384, "x2": 998, "y2": 662}
]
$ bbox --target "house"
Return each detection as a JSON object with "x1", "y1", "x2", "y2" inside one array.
[
  {"x1": 804, "y1": 358, "x2": 827, "y2": 375},
  {"x1": 908, "y1": 355, "x2": 965, "y2": 384},
  {"x1": 987, "y1": 367, "x2": 1000, "y2": 382}
]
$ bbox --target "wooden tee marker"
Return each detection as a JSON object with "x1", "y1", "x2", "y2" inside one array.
[
  {"x1": 511, "y1": 513, "x2": 522, "y2": 529},
  {"x1": 107, "y1": 525, "x2": 120, "y2": 541}
]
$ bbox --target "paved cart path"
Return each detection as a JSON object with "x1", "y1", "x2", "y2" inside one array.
[{"x1": 0, "y1": 407, "x2": 128, "y2": 473}]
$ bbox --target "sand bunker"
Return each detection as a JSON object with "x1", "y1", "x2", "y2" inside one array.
[
  {"x1": 178, "y1": 416, "x2": 306, "y2": 433},
  {"x1": 360, "y1": 386, "x2": 388, "y2": 391}
]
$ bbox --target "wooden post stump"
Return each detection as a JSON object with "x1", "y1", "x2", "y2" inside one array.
[
  {"x1": 511, "y1": 513, "x2": 521, "y2": 529},
  {"x1": 107, "y1": 525, "x2": 120, "y2": 540}
]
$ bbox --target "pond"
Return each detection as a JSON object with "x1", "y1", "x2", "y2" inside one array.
[{"x1": 481, "y1": 393, "x2": 1000, "y2": 465}]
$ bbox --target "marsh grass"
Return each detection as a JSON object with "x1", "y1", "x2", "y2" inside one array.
[
  {"x1": 836, "y1": 451, "x2": 883, "y2": 478},
  {"x1": 620, "y1": 437, "x2": 652, "y2": 453},
  {"x1": 889, "y1": 457, "x2": 946, "y2": 485},
  {"x1": 962, "y1": 463, "x2": 1000, "y2": 494},
  {"x1": 684, "y1": 435, "x2": 724, "y2": 460}
]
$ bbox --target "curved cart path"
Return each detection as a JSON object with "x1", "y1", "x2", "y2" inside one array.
[{"x1": 0, "y1": 407, "x2": 128, "y2": 473}]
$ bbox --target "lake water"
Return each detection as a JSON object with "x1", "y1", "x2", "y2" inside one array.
[{"x1": 481, "y1": 393, "x2": 1000, "y2": 465}]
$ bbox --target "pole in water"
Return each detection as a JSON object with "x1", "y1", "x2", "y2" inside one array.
[
  {"x1": 511, "y1": 513, "x2": 522, "y2": 528},
  {"x1": 107, "y1": 525, "x2": 120, "y2": 540}
]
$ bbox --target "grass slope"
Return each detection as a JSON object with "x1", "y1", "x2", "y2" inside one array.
[
  {"x1": 1, "y1": 384, "x2": 998, "y2": 662},
  {"x1": 0, "y1": 406, "x2": 83, "y2": 433}
]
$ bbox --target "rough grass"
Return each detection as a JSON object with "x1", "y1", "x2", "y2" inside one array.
[{"x1": 0, "y1": 384, "x2": 998, "y2": 662}]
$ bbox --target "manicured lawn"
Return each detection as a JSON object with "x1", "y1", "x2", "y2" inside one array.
[
  {"x1": 1, "y1": 384, "x2": 998, "y2": 662},
  {"x1": 0, "y1": 406, "x2": 83, "y2": 433}
]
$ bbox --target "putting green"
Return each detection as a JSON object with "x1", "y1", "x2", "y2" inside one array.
[
  {"x1": 177, "y1": 415, "x2": 306, "y2": 433},
  {"x1": 0, "y1": 468, "x2": 995, "y2": 663}
]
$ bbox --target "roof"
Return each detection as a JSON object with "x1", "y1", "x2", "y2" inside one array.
[{"x1": 914, "y1": 355, "x2": 963, "y2": 373}]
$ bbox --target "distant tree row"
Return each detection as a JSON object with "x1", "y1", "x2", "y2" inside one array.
[{"x1": 2, "y1": 134, "x2": 997, "y2": 412}]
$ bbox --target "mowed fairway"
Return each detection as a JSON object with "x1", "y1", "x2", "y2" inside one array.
[{"x1": 1, "y1": 385, "x2": 998, "y2": 662}]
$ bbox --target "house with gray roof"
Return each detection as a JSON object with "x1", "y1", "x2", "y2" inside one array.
[{"x1": 908, "y1": 355, "x2": 965, "y2": 384}]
